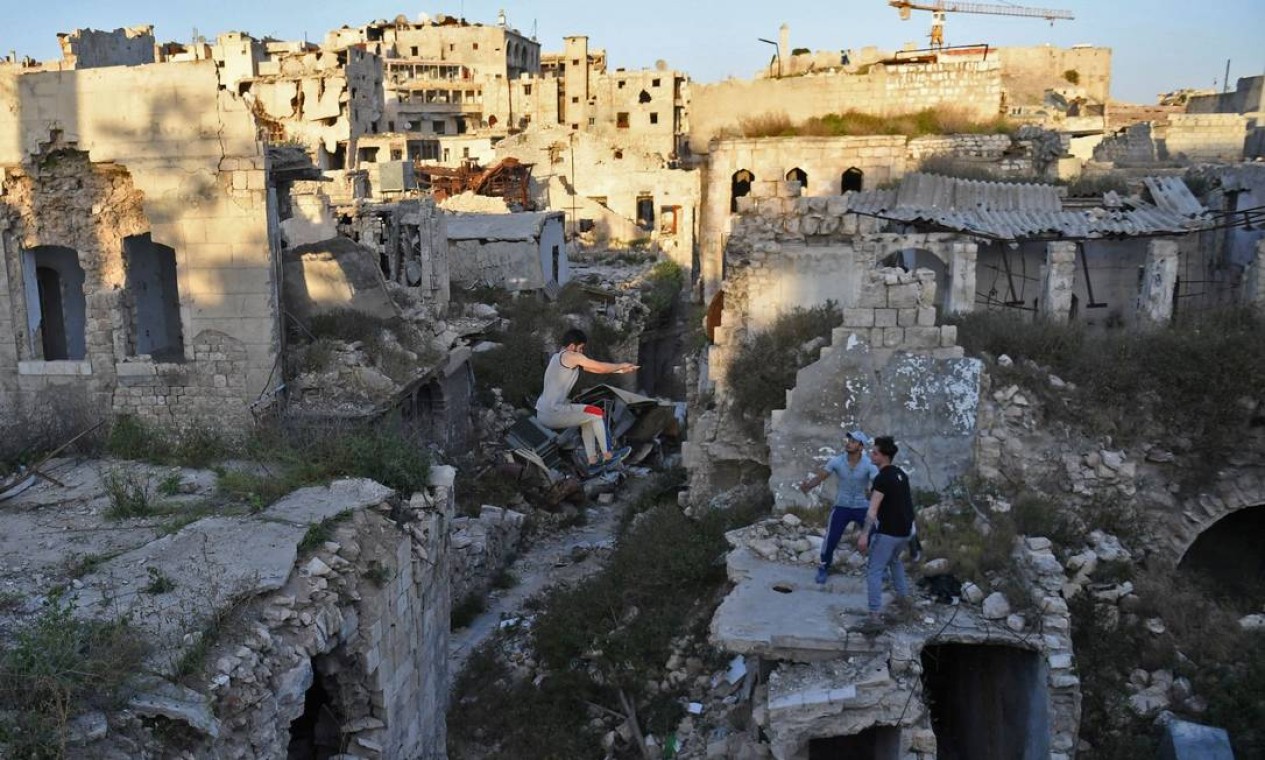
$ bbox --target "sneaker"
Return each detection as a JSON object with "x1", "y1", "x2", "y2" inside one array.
[
  {"x1": 603, "y1": 445, "x2": 633, "y2": 469},
  {"x1": 815, "y1": 565, "x2": 829, "y2": 584},
  {"x1": 585, "y1": 460, "x2": 606, "y2": 477}
]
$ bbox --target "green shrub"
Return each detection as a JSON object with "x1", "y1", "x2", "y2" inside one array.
[
  {"x1": 451, "y1": 594, "x2": 486, "y2": 631},
  {"x1": 1063, "y1": 69, "x2": 1080, "y2": 85},
  {"x1": 449, "y1": 474, "x2": 768, "y2": 758},
  {"x1": 641, "y1": 260, "x2": 684, "y2": 329},
  {"x1": 727, "y1": 303, "x2": 842, "y2": 435},
  {"x1": 0, "y1": 593, "x2": 147, "y2": 758}
]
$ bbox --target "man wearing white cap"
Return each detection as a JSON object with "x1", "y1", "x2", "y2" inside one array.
[{"x1": 797, "y1": 430, "x2": 879, "y2": 584}]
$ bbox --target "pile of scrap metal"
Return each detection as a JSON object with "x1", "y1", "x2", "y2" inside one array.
[
  {"x1": 497, "y1": 384, "x2": 683, "y2": 510},
  {"x1": 416, "y1": 157, "x2": 535, "y2": 210}
]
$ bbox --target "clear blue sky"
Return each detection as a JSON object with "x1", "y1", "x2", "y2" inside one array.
[{"x1": 3, "y1": 1, "x2": 1262, "y2": 102}]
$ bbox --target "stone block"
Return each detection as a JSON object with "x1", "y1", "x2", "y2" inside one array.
[
  {"x1": 874, "y1": 309, "x2": 898, "y2": 327},
  {"x1": 897, "y1": 308, "x2": 918, "y2": 327},
  {"x1": 917, "y1": 307, "x2": 937, "y2": 326},
  {"x1": 843, "y1": 308, "x2": 875, "y2": 327},
  {"x1": 883, "y1": 327, "x2": 904, "y2": 347},
  {"x1": 939, "y1": 325, "x2": 958, "y2": 347},
  {"x1": 905, "y1": 327, "x2": 941, "y2": 349},
  {"x1": 887, "y1": 282, "x2": 921, "y2": 308}
]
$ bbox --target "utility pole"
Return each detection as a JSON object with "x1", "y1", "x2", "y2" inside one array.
[{"x1": 1223, "y1": 59, "x2": 1232, "y2": 93}]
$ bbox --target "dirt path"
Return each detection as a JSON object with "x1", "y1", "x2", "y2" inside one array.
[{"x1": 447, "y1": 480, "x2": 648, "y2": 685}]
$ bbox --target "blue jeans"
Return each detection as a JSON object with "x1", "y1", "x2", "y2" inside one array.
[
  {"x1": 820, "y1": 506, "x2": 868, "y2": 567},
  {"x1": 867, "y1": 533, "x2": 911, "y2": 612}
]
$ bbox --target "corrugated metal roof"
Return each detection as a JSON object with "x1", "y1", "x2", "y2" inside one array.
[
  {"x1": 1143, "y1": 176, "x2": 1207, "y2": 218},
  {"x1": 845, "y1": 173, "x2": 1206, "y2": 241}
]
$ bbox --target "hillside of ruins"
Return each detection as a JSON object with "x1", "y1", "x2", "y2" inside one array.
[{"x1": 0, "y1": 5, "x2": 1263, "y2": 760}]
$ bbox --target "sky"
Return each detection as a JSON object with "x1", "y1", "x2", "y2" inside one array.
[{"x1": 2, "y1": 0, "x2": 1262, "y2": 102}]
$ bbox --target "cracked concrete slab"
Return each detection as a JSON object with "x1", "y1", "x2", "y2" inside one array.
[{"x1": 710, "y1": 547, "x2": 892, "y2": 660}]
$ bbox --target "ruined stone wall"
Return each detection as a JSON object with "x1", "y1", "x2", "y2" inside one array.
[
  {"x1": 767, "y1": 267, "x2": 972, "y2": 500},
  {"x1": 449, "y1": 506, "x2": 526, "y2": 604},
  {"x1": 251, "y1": 47, "x2": 385, "y2": 158},
  {"x1": 0, "y1": 60, "x2": 279, "y2": 429},
  {"x1": 689, "y1": 60, "x2": 1003, "y2": 154},
  {"x1": 700, "y1": 136, "x2": 908, "y2": 301},
  {"x1": 448, "y1": 238, "x2": 546, "y2": 290},
  {"x1": 206, "y1": 482, "x2": 451, "y2": 759},
  {"x1": 494, "y1": 126, "x2": 700, "y2": 272},
  {"x1": 1092, "y1": 123, "x2": 1158, "y2": 165},
  {"x1": 1185, "y1": 75, "x2": 1264, "y2": 116},
  {"x1": 58, "y1": 26, "x2": 156, "y2": 69},
  {"x1": 906, "y1": 133, "x2": 1013, "y2": 164},
  {"x1": 995, "y1": 45, "x2": 1112, "y2": 105},
  {"x1": 1164, "y1": 114, "x2": 1248, "y2": 162}
]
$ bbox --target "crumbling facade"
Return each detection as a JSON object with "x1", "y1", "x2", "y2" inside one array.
[{"x1": 0, "y1": 53, "x2": 280, "y2": 428}]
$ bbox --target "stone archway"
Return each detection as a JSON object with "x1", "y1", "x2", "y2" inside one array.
[
  {"x1": 1164, "y1": 471, "x2": 1265, "y2": 563},
  {"x1": 1178, "y1": 504, "x2": 1265, "y2": 598}
]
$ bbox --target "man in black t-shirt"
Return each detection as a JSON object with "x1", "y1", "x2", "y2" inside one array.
[{"x1": 857, "y1": 436, "x2": 914, "y2": 626}]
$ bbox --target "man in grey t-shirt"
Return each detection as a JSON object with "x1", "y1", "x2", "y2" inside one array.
[{"x1": 797, "y1": 430, "x2": 878, "y2": 584}]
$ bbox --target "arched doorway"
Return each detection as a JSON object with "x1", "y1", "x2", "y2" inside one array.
[
  {"x1": 731, "y1": 169, "x2": 755, "y2": 213},
  {"x1": 1179, "y1": 504, "x2": 1265, "y2": 600},
  {"x1": 842, "y1": 166, "x2": 864, "y2": 193},
  {"x1": 786, "y1": 167, "x2": 808, "y2": 191}
]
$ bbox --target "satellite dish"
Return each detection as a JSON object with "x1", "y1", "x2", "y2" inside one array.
[
  {"x1": 655, "y1": 59, "x2": 668, "y2": 71},
  {"x1": 418, "y1": 13, "x2": 431, "y2": 24}
]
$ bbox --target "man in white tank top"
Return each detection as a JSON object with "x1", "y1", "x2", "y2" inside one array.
[{"x1": 536, "y1": 328, "x2": 638, "y2": 475}]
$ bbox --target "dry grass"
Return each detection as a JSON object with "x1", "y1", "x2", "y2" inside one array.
[{"x1": 738, "y1": 107, "x2": 1015, "y2": 139}]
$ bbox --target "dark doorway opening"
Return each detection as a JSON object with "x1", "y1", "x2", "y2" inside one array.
[
  {"x1": 35, "y1": 267, "x2": 69, "y2": 360},
  {"x1": 842, "y1": 166, "x2": 865, "y2": 193},
  {"x1": 786, "y1": 167, "x2": 808, "y2": 190},
  {"x1": 808, "y1": 725, "x2": 901, "y2": 759},
  {"x1": 636, "y1": 196, "x2": 655, "y2": 232},
  {"x1": 27, "y1": 246, "x2": 88, "y2": 361},
  {"x1": 921, "y1": 644, "x2": 1050, "y2": 760},
  {"x1": 287, "y1": 659, "x2": 344, "y2": 759},
  {"x1": 731, "y1": 169, "x2": 755, "y2": 213},
  {"x1": 1180, "y1": 505, "x2": 1265, "y2": 601},
  {"x1": 124, "y1": 234, "x2": 185, "y2": 361}
]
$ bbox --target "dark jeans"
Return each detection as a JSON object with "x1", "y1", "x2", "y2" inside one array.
[{"x1": 820, "y1": 505, "x2": 868, "y2": 567}]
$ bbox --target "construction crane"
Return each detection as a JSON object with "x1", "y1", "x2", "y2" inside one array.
[{"x1": 888, "y1": 1, "x2": 1074, "y2": 49}]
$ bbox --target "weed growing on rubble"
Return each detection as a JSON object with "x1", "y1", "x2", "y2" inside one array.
[
  {"x1": 363, "y1": 561, "x2": 393, "y2": 588},
  {"x1": 298, "y1": 510, "x2": 353, "y2": 554},
  {"x1": 953, "y1": 308, "x2": 1265, "y2": 483},
  {"x1": 105, "y1": 415, "x2": 231, "y2": 468},
  {"x1": 101, "y1": 465, "x2": 157, "y2": 519},
  {"x1": 0, "y1": 592, "x2": 146, "y2": 759},
  {"x1": 218, "y1": 422, "x2": 432, "y2": 506},
  {"x1": 727, "y1": 303, "x2": 842, "y2": 437}
]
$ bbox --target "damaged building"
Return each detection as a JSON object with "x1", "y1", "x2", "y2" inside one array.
[{"x1": 0, "y1": 34, "x2": 282, "y2": 428}]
